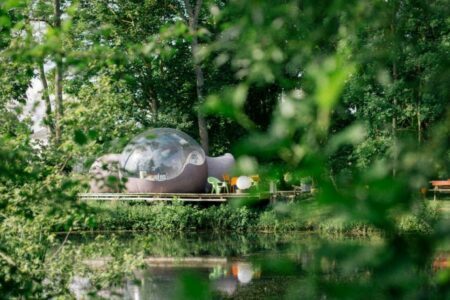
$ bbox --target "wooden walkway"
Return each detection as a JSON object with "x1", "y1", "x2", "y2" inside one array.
[{"x1": 78, "y1": 191, "x2": 300, "y2": 203}]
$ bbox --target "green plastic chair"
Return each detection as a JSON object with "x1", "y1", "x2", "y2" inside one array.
[{"x1": 208, "y1": 177, "x2": 229, "y2": 194}]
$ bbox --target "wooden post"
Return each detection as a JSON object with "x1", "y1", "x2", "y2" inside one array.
[{"x1": 269, "y1": 181, "x2": 276, "y2": 205}]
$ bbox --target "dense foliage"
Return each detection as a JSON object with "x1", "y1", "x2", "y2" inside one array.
[
  {"x1": 78, "y1": 200, "x2": 439, "y2": 235},
  {"x1": 0, "y1": 0, "x2": 449, "y2": 298}
]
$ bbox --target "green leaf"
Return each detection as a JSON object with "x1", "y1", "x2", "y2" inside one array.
[
  {"x1": 74, "y1": 130, "x2": 88, "y2": 145},
  {"x1": 3, "y1": 0, "x2": 26, "y2": 10},
  {"x1": 87, "y1": 129, "x2": 98, "y2": 140},
  {"x1": 0, "y1": 16, "x2": 11, "y2": 28}
]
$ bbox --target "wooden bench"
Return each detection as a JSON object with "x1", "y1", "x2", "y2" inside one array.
[{"x1": 430, "y1": 180, "x2": 450, "y2": 200}]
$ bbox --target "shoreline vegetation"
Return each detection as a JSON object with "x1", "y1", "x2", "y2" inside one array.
[{"x1": 61, "y1": 197, "x2": 442, "y2": 236}]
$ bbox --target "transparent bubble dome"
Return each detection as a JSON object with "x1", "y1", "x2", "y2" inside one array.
[{"x1": 119, "y1": 128, "x2": 205, "y2": 181}]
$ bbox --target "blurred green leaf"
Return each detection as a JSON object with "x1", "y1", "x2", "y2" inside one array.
[{"x1": 74, "y1": 130, "x2": 88, "y2": 145}]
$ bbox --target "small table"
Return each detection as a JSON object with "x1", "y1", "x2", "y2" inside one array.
[{"x1": 228, "y1": 175, "x2": 260, "y2": 193}]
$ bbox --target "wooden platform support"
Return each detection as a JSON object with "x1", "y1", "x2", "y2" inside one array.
[
  {"x1": 78, "y1": 191, "x2": 300, "y2": 203},
  {"x1": 429, "y1": 187, "x2": 450, "y2": 201}
]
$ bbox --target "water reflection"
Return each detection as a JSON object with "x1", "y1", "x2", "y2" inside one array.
[
  {"x1": 65, "y1": 232, "x2": 450, "y2": 299},
  {"x1": 66, "y1": 232, "x2": 379, "y2": 299},
  {"x1": 70, "y1": 258, "x2": 262, "y2": 299},
  {"x1": 131, "y1": 262, "x2": 261, "y2": 299},
  {"x1": 433, "y1": 253, "x2": 450, "y2": 271}
]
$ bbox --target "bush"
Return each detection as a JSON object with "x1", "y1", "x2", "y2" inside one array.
[
  {"x1": 77, "y1": 199, "x2": 439, "y2": 235},
  {"x1": 80, "y1": 202, "x2": 258, "y2": 232}
]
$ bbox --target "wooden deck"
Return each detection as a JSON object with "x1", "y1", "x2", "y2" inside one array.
[{"x1": 78, "y1": 191, "x2": 300, "y2": 203}]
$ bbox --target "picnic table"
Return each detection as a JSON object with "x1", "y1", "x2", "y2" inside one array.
[{"x1": 430, "y1": 180, "x2": 450, "y2": 200}]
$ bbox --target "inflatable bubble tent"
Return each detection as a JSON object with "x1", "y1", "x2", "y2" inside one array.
[
  {"x1": 89, "y1": 128, "x2": 235, "y2": 193},
  {"x1": 120, "y1": 128, "x2": 206, "y2": 181}
]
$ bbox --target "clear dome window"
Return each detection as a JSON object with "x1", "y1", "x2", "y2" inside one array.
[{"x1": 120, "y1": 128, "x2": 206, "y2": 181}]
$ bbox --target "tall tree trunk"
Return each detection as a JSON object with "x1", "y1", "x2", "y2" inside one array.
[
  {"x1": 38, "y1": 62, "x2": 54, "y2": 136},
  {"x1": 183, "y1": 0, "x2": 209, "y2": 155},
  {"x1": 54, "y1": 0, "x2": 63, "y2": 143},
  {"x1": 192, "y1": 35, "x2": 209, "y2": 154}
]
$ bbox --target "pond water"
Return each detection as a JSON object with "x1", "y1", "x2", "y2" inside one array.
[
  {"x1": 66, "y1": 232, "x2": 379, "y2": 299},
  {"x1": 66, "y1": 231, "x2": 439, "y2": 299}
]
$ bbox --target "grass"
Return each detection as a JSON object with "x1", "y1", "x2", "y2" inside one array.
[{"x1": 433, "y1": 198, "x2": 450, "y2": 217}]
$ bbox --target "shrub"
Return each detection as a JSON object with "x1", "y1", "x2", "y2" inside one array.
[{"x1": 80, "y1": 202, "x2": 258, "y2": 232}]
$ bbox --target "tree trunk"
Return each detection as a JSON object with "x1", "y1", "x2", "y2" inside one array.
[
  {"x1": 184, "y1": 0, "x2": 209, "y2": 155},
  {"x1": 38, "y1": 62, "x2": 54, "y2": 136},
  {"x1": 54, "y1": 0, "x2": 63, "y2": 143},
  {"x1": 149, "y1": 88, "x2": 158, "y2": 123},
  {"x1": 191, "y1": 35, "x2": 209, "y2": 154},
  {"x1": 417, "y1": 70, "x2": 422, "y2": 145}
]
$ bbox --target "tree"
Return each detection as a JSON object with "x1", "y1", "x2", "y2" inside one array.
[
  {"x1": 38, "y1": 54, "x2": 54, "y2": 135},
  {"x1": 339, "y1": 0, "x2": 449, "y2": 172},
  {"x1": 53, "y1": 0, "x2": 63, "y2": 143},
  {"x1": 182, "y1": 0, "x2": 209, "y2": 154}
]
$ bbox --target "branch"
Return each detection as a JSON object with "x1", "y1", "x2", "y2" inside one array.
[
  {"x1": 28, "y1": 17, "x2": 53, "y2": 27},
  {"x1": 193, "y1": 0, "x2": 203, "y2": 24},
  {"x1": 49, "y1": 228, "x2": 72, "y2": 260},
  {"x1": 59, "y1": 155, "x2": 72, "y2": 173},
  {"x1": 183, "y1": 0, "x2": 194, "y2": 27},
  {"x1": 168, "y1": 3, "x2": 188, "y2": 23},
  {"x1": 0, "y1": 250, "x2": 16, "y2": 267}
]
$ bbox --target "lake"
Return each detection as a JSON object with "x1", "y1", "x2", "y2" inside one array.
[{"x1": 65, "y1": 231, "x2": 392, "y2": 299}]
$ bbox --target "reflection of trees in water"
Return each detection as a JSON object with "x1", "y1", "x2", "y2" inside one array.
[
  {"x1": 67, "y1": 233, "x2": 396, "y2": 299},
  {"x1": 68, "y1": 232, "x2": 298, "y2": 258}
]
